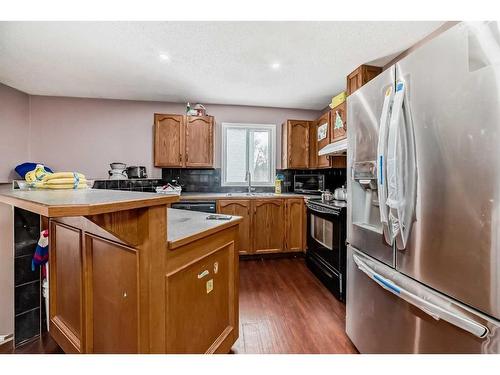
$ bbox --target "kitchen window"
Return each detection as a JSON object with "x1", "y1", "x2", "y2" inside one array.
[{"x1": 221, "y1": 123, "x2": 276, "y2": 186}]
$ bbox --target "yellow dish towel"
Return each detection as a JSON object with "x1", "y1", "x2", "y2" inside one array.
[
  {"x1": 25, "y1": 165, "x2": 88, "y2": 189},
  {"x1": 41, "y1": 172, "x2": 85, "y2": 182},
  {"x1": 43, "y1": 177, "x2": 88, "y2": 185},
  {"x1": 25, "y1": 164, "x2": 51, "y2": 183}
]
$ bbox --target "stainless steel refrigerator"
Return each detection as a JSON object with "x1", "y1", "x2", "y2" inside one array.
[{"x1": 346, "y1": 21, "x2": 500, "y2": 354}]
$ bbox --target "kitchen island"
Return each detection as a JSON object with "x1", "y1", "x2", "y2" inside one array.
[{"x1": 0, "y1": 186, "x2": 241, "y2": 354}]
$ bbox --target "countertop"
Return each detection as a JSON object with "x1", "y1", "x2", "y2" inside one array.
[
  {"x1": 0, "y1": 185, "x2": 179, "y2": 217},
  {"x1": 167, "y1": 208, "x2": 242, "y2": 249},
  {"x1": 178, "y1": 192, "x2": 318, "y2": 200}
]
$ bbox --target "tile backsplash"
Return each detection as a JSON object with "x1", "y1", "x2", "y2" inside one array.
[
  {"x1": 161, "y1": 168, "x2": 347, "y2": 193},
  {"x1": 93, "y1": 168, "x2": 347, "y2": 194}
]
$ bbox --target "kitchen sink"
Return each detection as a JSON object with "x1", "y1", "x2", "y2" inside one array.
[{"x1": 225, "y1": 192, "x2": 276, "y2": 197}]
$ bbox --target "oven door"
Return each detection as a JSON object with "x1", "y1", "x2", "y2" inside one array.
[{"x1": 306, "y1": 206, "x2": 343, "y2": 271}]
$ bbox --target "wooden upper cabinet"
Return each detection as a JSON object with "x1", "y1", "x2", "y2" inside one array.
[
  {"x1": 253, "y1": 199, "x2": 284, "y2": 254},
  {"x1": 285, "y1": 199, "x2": 305, "y2": 252},
  {"x1": 346, "y1": 64, "x2": 383, "y2": 96},
  {"x1": 331, "y1": 102, "x2": 347, "y2": 141},
  {"x1": 154, "y1": 114, "x2": 214, "y2": 168},
  {"x1": 154, "y1": 114, "x2": 184, "y2": 167},
  {"x1": 185, "y1": 116, "x2": 214, "y2": 168},
  {"x1": 217, "y1": 199, "x2": 252, "y2": 255},
  {"x1": 315, "y1": 111, "x2": 331, "y2": 169},
  {"x1": 282, "y1": 120, "x2": 311, "y2": 169}
]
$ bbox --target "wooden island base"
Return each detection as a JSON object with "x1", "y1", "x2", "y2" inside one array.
[{"x1": 0, "y1": 187, "x2": 240, "y2": 354}]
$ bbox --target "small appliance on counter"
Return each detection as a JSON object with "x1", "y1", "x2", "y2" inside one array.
[
  {"x1": 333, "y1": 185, "x2": 347, "y2": 201},
  {"x1": 108, "y1": 162, "x2": 128, "y2": 180},
  {"x1": 127, "y1": 166, "x2": 147, "y2": 179},
  {"x1": 293, "y1": 174, "x2": 325, "y2": 194}
]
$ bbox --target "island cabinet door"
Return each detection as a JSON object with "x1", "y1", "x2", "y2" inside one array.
[
  {"x1": 49, "y1": 221, "x2": 84, "y2": 353},
  {"x1": 185, "y1": 115, "x2": 214, "y2": 168},
  {"x1": 253, "y1": 199, "x2": 285, "y2": 253},
  {"x1": 217, "y1": 199, "x2": 252, "y2": 254},
  {"x1": 83, "y1": 234, "x2": 138, "y2": 354},
  {"x1": 154, "y1": 114, "x2": 185, "y2": 167},
  {"x1": 165, "y1": 239, "x2": 236, "y2": 353},
  {"x1": 285, "y1": 198, "x2": 306, "y2": 252}
]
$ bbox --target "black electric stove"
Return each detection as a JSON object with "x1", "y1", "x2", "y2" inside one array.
[{"x1": 305, "y1": 198, "x2": 347, "y2": 302}]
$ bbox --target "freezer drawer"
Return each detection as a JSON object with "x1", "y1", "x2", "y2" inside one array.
[{"x1": 346, "y1": 246, "x2": 500, "y2": 353}]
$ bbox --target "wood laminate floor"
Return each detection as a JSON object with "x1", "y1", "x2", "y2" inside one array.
[
  {"x1": 232, "y1": 257, "x2": 357, "y2": 354},
  {"x1": 11, "y1": 257, "x2": 357, "y2": 354}
]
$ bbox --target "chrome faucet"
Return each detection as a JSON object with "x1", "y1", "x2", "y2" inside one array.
[{"x1": 246, "y1": 171, "x2": 255, "y2": 193}]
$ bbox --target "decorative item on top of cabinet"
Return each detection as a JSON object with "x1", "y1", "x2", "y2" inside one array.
[
  {"x1": 315, "y1": 111, "x2": 332, "y2": 169},
  {"x1": 285, "y1": 199, "x2": 306, "y2": 252},
  {"x1": 253, "y1": 199, "x2": 285, "y2": 254},
  {"x1": 154, "y1": 114, "x2": 214, "y2": 168},
  {"x1": 217, "y1": 200, "x2": 252, "y2": 254},
  {"x1": 346, "y1": 64, "x2": 383, "y2": 96},
  {"x1": 331, "y1": 102, "x2": 347, "y2": 141},
  {"x1": 282, "y1": 120, "x2": 311, "y2": 169}
]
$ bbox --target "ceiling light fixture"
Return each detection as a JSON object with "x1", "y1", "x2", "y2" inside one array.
[
  {"x1": 159, "y1": 53, "x2": 170, "y2": 61},
  {"x1": 271, "y1": 62, "x2": 280, "y2": 70}
]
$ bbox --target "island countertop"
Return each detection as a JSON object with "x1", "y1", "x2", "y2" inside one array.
[
  {"x1": 167, "y1": 208, "x2": 242, "y2": 249},
  {"x1": 0, "y1": 185, "x2": 179, "y2": 217}
]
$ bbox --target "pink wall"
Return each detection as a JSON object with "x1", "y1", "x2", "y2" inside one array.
[
  {"x1": 29, "y1": 96, "x2": 319, "y2": 179},
  {"x1": 0, "y1": 83, "x2": 30, "y2": 183}
]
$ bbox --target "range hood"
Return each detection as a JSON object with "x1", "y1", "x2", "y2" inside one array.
[{"x1": 318, "y1": 138, "x2": 348, "y2": 156}]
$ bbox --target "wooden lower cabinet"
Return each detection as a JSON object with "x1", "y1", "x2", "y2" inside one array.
[
  {"x1": 285, "y1": 199, "x2": 306, "y2": 252},
  {"x1": 217, "y1": 200, "x2": 252, "y2": 254},
  {"x1": 253, "y1": 199, "x2": 285, "y2": 254},
  {"x1": 217, "y1": 198, "x2": 305, "y2": 255}
]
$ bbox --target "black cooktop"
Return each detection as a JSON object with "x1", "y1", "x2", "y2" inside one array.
[{"x1": 307, "y1": 198, "x2": 347, "y2": 210}]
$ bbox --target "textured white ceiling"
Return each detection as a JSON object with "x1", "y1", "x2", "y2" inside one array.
[{"x1": 0, "y1": 21, "x2": 444, "y2": 109}]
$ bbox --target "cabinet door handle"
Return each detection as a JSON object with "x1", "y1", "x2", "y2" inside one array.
[
  {"x1": 179, "y1": 153, "x2": 182, "y2": 162},
  {"x1": 186, "y1": 153, "x2": 189, "y2": 162}
]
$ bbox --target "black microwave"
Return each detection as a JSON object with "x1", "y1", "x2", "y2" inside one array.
[{"x1": 293, "y1": 174, "x2": 325, "y2": 194}]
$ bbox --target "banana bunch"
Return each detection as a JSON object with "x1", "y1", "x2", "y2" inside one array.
[{"x1": 26, "y1": 165, "x2": 88, "y2": 189}]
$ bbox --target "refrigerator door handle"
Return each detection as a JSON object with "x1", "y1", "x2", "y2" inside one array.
[
  {"x1": 376, "y1": 85, "x2": 394, "y2": 245},
  {"x1": 385, "y1": 80, "x2": 417, "y2": 249},
  {"x1": 353, "y1": 253, "x2": 490, "y2": 339}
]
